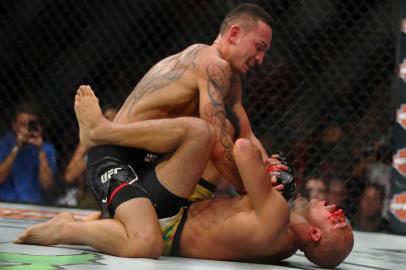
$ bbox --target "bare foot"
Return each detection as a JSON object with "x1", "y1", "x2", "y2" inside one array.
[
  {"x1": 74, "y1": 85, "x2": 108, "y2": 148},
  {"x1": 14, "y1": 212, "x2": 75, "y2": 246}
]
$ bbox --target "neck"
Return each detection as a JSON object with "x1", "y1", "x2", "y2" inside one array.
[
  {"x1": 289, "y1": 212, "x2": 311, "y2": 251},
  {"x1": 212, "y1": 35, "x2": 229, "y2": 61}
]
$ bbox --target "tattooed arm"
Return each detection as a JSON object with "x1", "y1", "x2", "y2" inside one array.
[{"x1": 197, "y1": 60, "x2": 244, "y2": 193}]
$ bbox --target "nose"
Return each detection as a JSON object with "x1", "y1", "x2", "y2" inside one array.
[{"x1": 256, "y1": 52, "x2": 265, "y2": 65}]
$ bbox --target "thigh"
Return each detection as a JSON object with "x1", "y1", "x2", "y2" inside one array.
[
  {"x1": 114, "y1": 197, "x2": 162, "y2": 240},
  {"x1": 154, "y1": 119, "x2": 214, "y2": 198}
]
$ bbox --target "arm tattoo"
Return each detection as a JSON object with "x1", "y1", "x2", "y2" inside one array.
[
  {"x1": 126, "y1": 44, "x2": 203, "y2": 116},
  {"x1": 207, "y1": 63, "x2": 230, "y2": 106},
  {"x1": 205, "y1": 63, "x2": 241, "y2": 181}
]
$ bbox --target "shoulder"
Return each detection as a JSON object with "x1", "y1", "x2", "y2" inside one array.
[
  {"x1": 257, "y1": 193, "x2": 290, "y2": 234},
  {"x1": 195, "y1": 46, "x2": 231, "y2": 75}
]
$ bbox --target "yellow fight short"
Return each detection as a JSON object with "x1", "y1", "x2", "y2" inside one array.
[{"x1": 160, "y1": 178, "x2": 217, "y2": 256}]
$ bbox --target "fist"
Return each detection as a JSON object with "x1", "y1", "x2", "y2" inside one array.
[{"x1": 267, "y1": 152, "x2": 296, "y2": 201}]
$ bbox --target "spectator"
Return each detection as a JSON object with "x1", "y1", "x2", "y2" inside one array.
[
  {"x1": 349, "y1": 143, "x2": 392, "y2": 218},
  {"x1": 62, "y1": 106, "x2": 118, "y2": 208},
  {"x1": 291, "y1": 176, "x2": 328, "y2": 212},
  {"x1": 0, "y1": 103, "x2": 57, "y2": 204},
  {"x1": 302, "y1": 176, "x2": 328, "y2": 201},
  {"x1": 327, "y1": 177, "x2": 347, "y2": 211},
  {"x1": 366, "y1": 143, "x2": 392, "y2": 217},
  {"x1": 351, "y1": 183, "x2": 388, "y2": 232}
]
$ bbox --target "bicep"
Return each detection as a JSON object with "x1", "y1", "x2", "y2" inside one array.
[{"x1": 198, "y1": 62, "x2": 231, "y2": 126}]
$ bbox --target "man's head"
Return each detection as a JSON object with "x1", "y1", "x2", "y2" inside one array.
[
  {"x1": 359, "y1": 183, "x2": 385, "y2": 218},
  {"x1": 302, "y1": 199, "x2": 354, "y2": 268},
  {"x1": 303, "y1": 177, "x2": 327, "y2": 201},
  {"x1": 327, "y1": 178, "x2": 347, "y2": 207},
  {"x1": 11, "y1": 103, "x2": 41, "y2": 136},
  {"x1": 219, "y1": 4, "x2": 273, "y2": 75}
]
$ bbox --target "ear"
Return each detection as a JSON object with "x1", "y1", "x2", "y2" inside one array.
[
  {"x1": 228, "y1": 25, "x2": 242, "y2": 44},
  {"x1": 309, "y1": 226, "x2": 321, "y2": 242}
]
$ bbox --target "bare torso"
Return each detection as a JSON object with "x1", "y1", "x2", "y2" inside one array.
[
  {"x1": 179, "y1": 195, "x2": 297, "y2": 261},
  {"x1": 114, "y1": 44, "x2": 234, "y2": 123}
]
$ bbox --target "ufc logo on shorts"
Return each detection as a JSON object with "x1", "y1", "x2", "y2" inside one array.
[{"x1": 100, "y1": 167, "x2": 122, "y2": 184}]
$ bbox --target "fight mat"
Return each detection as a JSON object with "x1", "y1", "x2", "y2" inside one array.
[{"x1": 0, "y1": 202, "x2": 405, "y2": 270}]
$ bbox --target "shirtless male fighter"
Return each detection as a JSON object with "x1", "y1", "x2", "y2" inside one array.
[
  {"x1": 16, "y1": 91, "x2": 352, "y2": 268},
  {"x1": 92, "y1": 2, "x2": 274, "y2": 193}
]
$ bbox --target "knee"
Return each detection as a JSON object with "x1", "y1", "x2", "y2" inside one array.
[
  {"x1": 182, "y1": 117, "x2": 215, "y2": 146},
  {"x1": 119, "y1": 233, "x2": 163, "y2": 259},
  {"x1": 232, "y1": 138, "x2": 252, "y2": 156}
]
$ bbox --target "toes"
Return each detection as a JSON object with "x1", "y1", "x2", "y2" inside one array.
[
  {"x1": 14, "y1": 232, "x2": 27, "y2": 244},
  {"x1": 77, "y1": 87, "x2": 84, "y2": 97},
  {"x1": 13, "y1": 238, "x2": 22, "y2": 244},
  {"x1": 75, "y1": 94, "x2": 81, "y2": 104},
  {"x1": 86, "y1": 86, "x2": 95, "y2": 97},
  {"x1": 83, "y1": 85, "x2": 92, "y2": 96}
]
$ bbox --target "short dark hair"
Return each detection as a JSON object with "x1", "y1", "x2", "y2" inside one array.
[
  {"x1": 220, "y1": 3, "x2": 274, "y2": 34},
  {"x1": 13, "y1": 102, "x2": 40, "y2": 120}
]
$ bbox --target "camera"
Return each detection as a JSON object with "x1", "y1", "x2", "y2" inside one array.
[{"x1": 27, "y1": 120, "x2": 39, "y2": 133}]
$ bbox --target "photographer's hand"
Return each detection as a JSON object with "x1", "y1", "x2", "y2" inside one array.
[{"x1": 26, "y1": 131, "x2": 44, "y2": 149}]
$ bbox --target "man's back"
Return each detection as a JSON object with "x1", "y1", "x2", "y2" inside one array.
[{"x1": 115, "y1": 44, "x2": 225, "y2": 124}]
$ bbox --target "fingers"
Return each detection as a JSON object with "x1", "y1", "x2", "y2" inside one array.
[
  {"x1": 270, "y1": 174, "x2": 284, "y2": 191},
  {"x1": 267, "y1": 164, "x2": 289, "y2": 172},
  {"x1": 273, "y1": 184, "x2": 284, "y2": 192},
  {"x1": 264, "y1": 157, "x2": 281, "y2": 167}
]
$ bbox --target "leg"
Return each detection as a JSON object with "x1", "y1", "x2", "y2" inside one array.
[
  {"x1": 15, "y1": 199, "x2": 163, "y2": 259},
  {"x1": 75, "y1": 86, "x2": 215, "y2": 198},
  {"x1": 75, "y1": 85, "x2": 213, "y2": 154}
]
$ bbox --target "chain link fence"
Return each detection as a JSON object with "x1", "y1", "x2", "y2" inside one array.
[{"x1": 0, "y1": 0, "x2": 398, "y2": 228}]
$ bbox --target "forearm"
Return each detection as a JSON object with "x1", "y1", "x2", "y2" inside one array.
[
  {"x1": 250, "y1": 133, "x2": 269, "y2": 161},
  {"x1": 0, "y1": 146, "x2": 19, "y2": 184},
  {"x1": 64, "y1": 144, "x2": 87, "y2": 183},
  {"x1": 38, "y1": 150, "x2": 54, "y2": 189},
  {"x1": 211, "y1": 126, "x2": 244, "y2": 193},
  {"x1": 64, "y1": 159, "x2": 86, "y2": 183}
]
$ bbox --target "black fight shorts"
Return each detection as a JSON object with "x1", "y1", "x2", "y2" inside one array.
[{"x1": 86, "y1": 156, "x2": 152, "y2": 218}]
